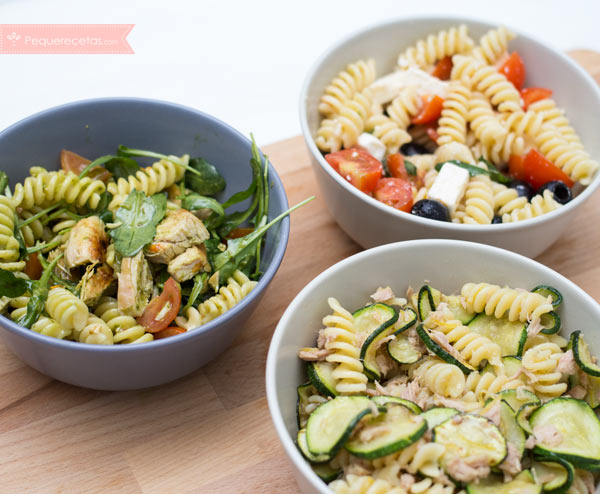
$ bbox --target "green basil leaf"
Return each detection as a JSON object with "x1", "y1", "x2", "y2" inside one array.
[
  {"x1": 104, "y1": 157, "x2": 141, "y2": 180},
  {"x1": 185, "y1": 158, "x2": 226, "y2": 195},
  {"x1": 404, "y1": 160, "x2": 417, "y2": 176},
  {"x1": 109, "y1": 190, "x2": 167, "y2": 257},
  {"x1": 435, "y1": 160, "x2": 511, "y2": 185},
  {"x1": 0, "y1": 269, "x2": 30, "y2": 297}
]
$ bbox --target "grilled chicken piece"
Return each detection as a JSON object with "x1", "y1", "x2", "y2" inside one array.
[
  {"x1": 64, "y1": 216, "x2": 108, "y2": 268},
  {"x1": 146, "y1": 210, "x2": 210, "y2": 264},
  {"x1": 117, "y1": 251, "x2": 153, "y2": 316},
  {"x1": 80, "y1": 264, "x2": 115, "y2": 306},
  {"x1": 167, "y1": 245, "x2": 210, "y2": 282}
]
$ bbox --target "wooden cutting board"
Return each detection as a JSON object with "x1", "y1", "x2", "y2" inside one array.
[{"x1": 1, "y1": 51, "x2": 600, "y2": 494}]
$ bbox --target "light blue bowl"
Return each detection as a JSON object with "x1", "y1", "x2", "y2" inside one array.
[{"x1": 0, "y1": 98, "x2": 289, "y2": 390}]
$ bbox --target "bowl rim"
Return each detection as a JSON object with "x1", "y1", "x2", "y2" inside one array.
[
  {"x1": 0, "y1": 96, "x2": 290, "y2": 352},
  {"x1": 265, "y1": 238, "x2": 600, "y2": 493},
  {"x1": 299, "y1": 14, "x2": 600, "y2": 232}
]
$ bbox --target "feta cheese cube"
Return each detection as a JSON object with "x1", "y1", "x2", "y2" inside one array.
[
  {"x1": 367, "y1": 67, "x2": 449, "y2": 105},
  {"x1": 427, "y1": 163, "x2": 470, "y2": 214},
  {"x1": 357, "y1": 133, "x2": 386, "y2": 162}
]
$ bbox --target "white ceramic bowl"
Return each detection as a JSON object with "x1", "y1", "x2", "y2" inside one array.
[
  {"x1": 266, "y1": 239, "x2": 600, "y2": 493},
  {"x1": 299, "y1": 16, "x2": 600, "y2": 257}
]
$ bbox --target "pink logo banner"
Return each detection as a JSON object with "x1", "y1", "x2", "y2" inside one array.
[{"x1": 0, "y1": 24, "x2": 134, "y2": 54}]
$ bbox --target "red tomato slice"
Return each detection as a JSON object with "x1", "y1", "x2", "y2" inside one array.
[
  {"x1": 325, "y1": 147, "x2": 383, "y2": 194},
  {"x1": 373, "y1": 177, "x2": 413, "y2": 213},
  {"x1": 154, "y1": 326, "x2": 186, "y2": 340},
  {"x1": 386, "y1": 153, "x2": 408, "y2": 179},
  {"x1": 226, "y1": 227, "x2": 255, "y2": 239},
  {"x1": 521, "y1": 87, "x2": 553, "y2": 110},
  {"x1": 425, "y1": 123, "x2": 440, "y2": 143},
  {"x1": 60, "y1": 149, "x2": 111, "y2": 182},
  {"x1": 522, "y1": 149, "x2": 574, "y2": 189},
  {"x1": 499, "y1": 52, "x2": 526, "y2": 90},
  {"x1": 412, "y1": 95, "x2": 444, "y2": 125},
  {"x1": 23, "y1": 252, "x2": 43, "y2": 280},
  {"x1": 137, "y1": 277, "x2": 181, "y2": 333},
  {"x1": 508, "y1": 154, "x2": 527, "y2": 182},
  {"x1": 431, "y1": 56, "x2": 453, "y2": 80}
]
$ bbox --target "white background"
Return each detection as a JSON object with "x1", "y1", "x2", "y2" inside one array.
[{"x1": 1, "y1": 0, "x2": 600, "y2": 146}]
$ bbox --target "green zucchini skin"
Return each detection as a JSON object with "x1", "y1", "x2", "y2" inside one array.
[
  {"x1": 466, "y1": 470, "x2": 541, "y2": 494},
  {"x1": 532, "y1": 458, "x2": 574, "y2": 494},
  {"x1": 416, "y1": 324, "x2": 475, "y2": 374},
  {"x1": 307, "y1": 361, "x2": 338, "y2": 398},
  {"x1": 297, "y1": 382, "x2": 320, "y2": 429},
  {"x1": 499, "y1": 389, "x2": 541, "y2": 413},
  {"x1": 516, "y1": 402, "x2": 539, "y2": 435},
  {"x1": 417, "y1": 285, "x2": 438, "y2": 321},
  {"x1": 571, "y1": 330, "x2": 600, "y2": 377},
  {"x1": 499, "y1": 399, "x2": 526, "y2": 458},
  {"x1": 421, "y1": 407, "x2": 459, "y2": 429},
  {"x1": 531, "y1": 285, "x2": 563, "y2": 308},
  {"x1": 540, "y1": 311, "x2": 561, "y2": 335},
  {"x1": 311, "y1": 463, "x2": 341, "y2": 483},
  {"x1": 297, "y1": 429, "x2": 331, "y2": 463},
  {"x1": 467, "y1": 313, "x2": 527, "y2": 357},
  {"x1": 371, "y1": 395, "x2": 422, "y2": 414},
  {"x1": 387, "y1": 332, "x2": 421, "y2": 365}
]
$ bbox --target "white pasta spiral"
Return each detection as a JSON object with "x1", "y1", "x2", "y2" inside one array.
[
  {"x1": 337, "y1": 91, "x2": 377, "y2": 149},
  {"x1": 46, "y1": 286, "x2": 89, "y2": 332},
  {"x1": 366, "y1": 112, "x2": 411, "y2": 154},
  {"x1": 464, "y1": 370, "x2": 522, "y2": 402},
  {"x1": 9, "y1": 295, "x2": 30, "y2": 322},
  {"x1": 94, "y1": 296, "x2": 152, "y2": 344},
  {"x1": 460, "y1": 282, "x2": 553, "y2": 323},
  {"x1": 522, "y1": 342, "x2": 567, "y2": 398},
  {"x1": 529, "y1": 98, "x2": 584, "y2": 150},
  {"x1": 19, "y1": 206, "x2": 51, "y2": 247},
  {"x1": 397, "y1": 24, "x2": 474, "y2": 69},
  {"x1": 107, "y1": 156, "x2": 187, "y2": 210},
  {"x1": 0, "y1": 194, "x2": 25, "y2": 271},
  {"x1": 471, "y1": 26, "x2": 516, "y2": 65},
  {"x1": 462, "y1": 175, "x2": 494, "y2": 225},
  {"x1": 371, "y1": 439, "x2": 446, "y2": 481},
  {"x1": 413, "y1": 169, "x2": 437, "y2": 202},
  {"x1": 501, "y1": 189, "x2": 562, "y2": 223},
  {"x1": 491, "y1": 182, "x2": 527, "y2": 217},
  {"x1": 437, "y1": 82, "x2": 470, "y2": 145},
  {"x1": 409, "y1": 356, "x2": 465, "y2": 397},
  {"x1": 31, "y1": 315, "x2": 72, "y2": 340},
  {"x1": 315, "y1": 118, "x2": 343, "y2": 153},
  {"x1": 501, "y1": 110, "x2": 545, "y2": 138},
  {"x1": 76, "y1": 315, "x2": 114, "y2": 345},
  {"x1": 319, "y1": 59, "x2": 377, "y2": 118},
  {"x1": 329, "y1": 474, "x2": 407, "y2": 494},
  {"x1": 468, "y1": 93, "x2": 507, "y2": 149},
  {"x1": 387, "y1": 87, "x2": 422, "y2": 129},
  {"x1": 323, "y1": 297, "x2": 368, "y2": 394}
]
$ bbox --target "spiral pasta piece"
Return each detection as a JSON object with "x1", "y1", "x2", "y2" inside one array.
[
  {"x1": 409, "y1": 356, "x2": 466, "y2": 397},
  {"x1": 0, "y1": 194, "x2": 25, "y2": 271},
  {"x1": 413, "y1": 169, "x2": 437, "y2": 202},
  {"x1": 315, "y1": 118, "x2": 343, "y2": 153},
  {"x1": 491, "y1": 182, "x2": 527, "y2": 216},
  {"x1": 437, "y1": 82, "x2": 470, "y2": 146},
  {"x1": 319, "y1": 59, "x2": 377, "y2": 118},
  {"x1": 522, "y1": 342, "x2": 567, "y2": 398},
  {"x1": 46, "y1": 287, "x2": 89, "y2": 332},
  {"x1": 467, "y1": 93, "x2": 507, "y2": 149},
  {"x1": 462, "y1": 175, "x2": 494, "y2": 225},
  {"x1": 471, "y1": 26, "x2": 516, "y2": 65},
  {"x1": 12, "y1": 169, "x2": 106, "y2": 211},
  {"x1": 9, "y1": 295, "x2": 29, "y2": 322},
  {"x1": 74, "y1": 315, "x2": 113, "y2": 345},
  {"x1": 528, "y1": 98, "x2": 584, "y2": 149},
  {"x1": 94, "y1": 296, "x2": 152, "y2": 344},
  {"x1": 371, "y1": 439, "x2": 446, "y2": 481},
  {"x1": 477, "y1": 130, "x2": 524, "y2": 166},
  {"x1": 460, "y1": 282, "x2": 553, "y2": 323},
  {"x1": 501, "y1": 189, "x2": 562, "y2": 223},
  {"x1": 366, "y1": 112, "x2": 411, "y2": 154},
  {"x1": 500, "y1": 110, "x2": 545, "y2": 138},
  {"x1": 31, "y1": 315, "x2": 72, "y2": 340},
  {"x1": 397, "y1": 24, "x2": 474, "y2": 69},
  {"x1": 387, "y1": 86, "x2": 421, "y2": 129},
  {"x1": 337, "y1": 91, "x2": 377, "y2": 149},
  {"x1": 464, "y1": 369, "x2": 522, "y2": 402},
  {"x1": 19, "y1": 206, "x2": 51, "y2": 247},
  {"x1": 107, "y1": 156, "x2": 187, "y2": 210},
  {"x1": 323, "y1": 297, "x2": 368, "y2": 394}
]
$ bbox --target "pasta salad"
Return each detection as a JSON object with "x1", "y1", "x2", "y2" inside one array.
[
  {"x1": 297, "y1": 283, "x2": 600, "y2": 493},
  {"x1": 0, "y1": 141, "x2": 309, "y2": 344},
  {"x1": 315, "y1": 25, "x2": 599, "y2": 224}
]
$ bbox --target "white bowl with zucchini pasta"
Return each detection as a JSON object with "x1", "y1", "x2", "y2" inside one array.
[
  {"x1": 0, "y1": 97, "x2": 296, "y2": 390},
  {"x1": 299, "y1": 17, "x2": 600, "y2": 257},
  {"x1": 266, "y1": 239, "x2": 600, "y2": 494}
]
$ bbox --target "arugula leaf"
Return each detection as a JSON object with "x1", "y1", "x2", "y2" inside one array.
[
  {"x1": 0, "y1": 171, "x2": 8, "y2": 193},
  {"x1": 213, "y1": 196, "x2": 314, "y2": 283},
  {"x1": 185, "y1": 158, "x2": 226, "y2": 195},
  {"x1": 182, "y1": 194, "x2": 225, "y2": 217},
  {"x1": 104, "y1": 157, "x2": 140, "y2": 179},
  {"x1": 181, "y1": 272, "x2": 208, "y2": 314},
  {"x1": 221, "y1": 181, "x2": 256, "y2": 210},
  {"x1": 0, "y1": 269, "x2": 31, "y2": 297},
  {"x1": 78, "y1": 154, "x2": 120, "y2": 179},
  {"x1": 109, "y1": 190, "x2": 167, "y2": 257},
  {"x1": 435, "y1": 160, "x2": 511, "y2": 185}
]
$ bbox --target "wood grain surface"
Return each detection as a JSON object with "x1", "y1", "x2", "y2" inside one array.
[{"x1": 1, "y1": 51, "x2": 600, "y2": 494}]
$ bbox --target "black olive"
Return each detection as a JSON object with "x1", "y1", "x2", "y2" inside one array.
[
  {"x1": 400, "y1": 142, "x2": 430, "y2": 156},
  {"x1": 509, "y1": 179, "x2": 534, "y2": 200},
  {"x1": 411, "y1": 199, "x2": 450, "y2": 222},
  {"x1": 537, "y1": 180, "x2": 572, "y2": 205},
  {"x1": 492, "y1": 215, "x2": 502, "y2": 224}
]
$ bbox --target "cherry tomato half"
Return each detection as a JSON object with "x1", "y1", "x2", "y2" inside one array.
[
  {"x1": 508, "y1": 154, "x2": 527, "y2": 182},
  {"x1": 499, "y1": 52, "x2": 526, "y2": 90},
  {"x1": 373, "y1": 177, "x2": 413, "y2": 213},
  {"x1": 325, "y1": 147, "x2": 383, "y2": 194},
  {"x1": 60, "y1": 149, "x2": 111, "y2": 182},
  {"x1": 522, "y1": 149, "x2": 574, "y2": 190},
  {"x1": 386, "y1": 153, "x2": 408, "y2": 179},
  {"x1": 411, "y1": 95, "x2": 444, "y2": 125},
  {"x1": 23, "y1": 252, "x2": 43, "y2": 280},
  {"x1": 154, "y1": 326, "x2": 186, "y2": 340},
  {"x1": 431, "y1": 56, "x2": 453, "y2": 80},
  {"x1": 521, "y1": 87, "x2": 553, "y2": 110},
  {"x1": 425, "y1": 123, "x2": 440, "y2": 144},
  {"x1": 137, "y1": 277, "x2": 181, "y2": 333}
]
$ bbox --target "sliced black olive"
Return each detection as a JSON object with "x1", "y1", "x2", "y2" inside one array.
[
  {"x1": 537, "y1": 180, "x2": 572, "y2": 204},
  {"x1": 492, "y1": 215, "x2": 502, "y2": 224},
  {"x1": 400, "y1": 142, "x2": 430, "y2": 156},
  {"x1": 411, "y1": 199, "x2": 450, "y2": 222},
  {"x1": 509, "y1": 179, "x2": 533, "y2": 200}
]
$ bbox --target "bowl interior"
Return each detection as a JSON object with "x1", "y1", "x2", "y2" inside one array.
[
  {"x1": 267, "y1": 239, "x2": 600, "y2": 492},
  {"x1": 0, "y1": 97, "x2": 289, "y2": 349},
  {"x1": 301, "y1": 16, "x2": 600, "y2": 225}
]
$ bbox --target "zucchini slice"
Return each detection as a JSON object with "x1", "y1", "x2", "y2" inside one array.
[
  {"x1": 417, "y1": 285, "x2": 440, "y2": 321},
  {"x1": 354, "y1": 303, "x2": 398, "y2": 380},
  {"x1": 297, "y1": 382, "x2": 323, "y2": 429},
  {"x1": 467, "y1": 313, "x2": 527, "y2": 357},
  {"x1": 416, "y1": 324, "x2": 475, "y2": 374},
  {"x1": 307, "y1": 361, "x2": 338, "y2": 397},
  {"x1": 371, "y1": 395, "x2": 422, "y2": 414},
  {"x1": 466, "y1": 470, "x2": 541, "y2": 494},
  {"x1": 393, "y1": 307, "x2": 418, "y2": 333},
  {"x1": 434, "y1": 414, "x2": 507, "y2": 471},
  {"x1": 516, "y1": 402, "x2": 539, "y2": 435},
  {"x1": 306, "y1": 396, "x2": 373, "y2": 457},
  {"x1": 530, "y1": 397, "x2": 600, "y2": 469},
  {"x1": 499, "y1": 399, "x2": 526, "y2": 457},
  {"x1": 297, "y1": 429, "x2": 330, "y2": 463},
  {"x1": 344, "y1": 404, "x2": 426, "y2": 459},
  {"x1": 444, "y1": 294, "x2": 476, "y2": 325},
  {"x1": 387, "y1": 332, "x2": 421, "y2": 365},
  {"x1": 311, "y1": 463, "x2": 341, "y2": 483},
  {"x1": 499, "y1": 389, "x2": 541, "y2": 413},
  {"x1": 540, "y1": 311, "x2": 561, "y2": 335},
  {"x1": 571, "y1": 331, "x2": 600, "y2": 377},
  {"x1": 532, "y1": 458, "x2": 574, "y2": 494},
  {"x1": 532, "y1": 285, "x2": 563, "y2": 308},
  {"x1": 421, "y1": 407, "x2": 459, "y2": 429},
  {"x1": 502, "y1": 356, "x2": 524, "y2": 378}
]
